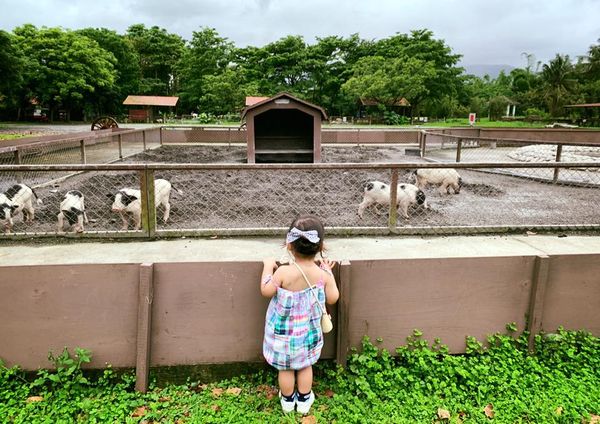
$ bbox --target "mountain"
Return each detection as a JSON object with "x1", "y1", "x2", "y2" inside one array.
[{"x1": 462, "y1": 64, "x2": 516, "y2": 78}]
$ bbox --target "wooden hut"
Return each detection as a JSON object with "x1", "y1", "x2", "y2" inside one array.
[
  {"x1": 242, "y1": 93, "x2": 327, "y2": 163},
  {"x1": 123, "y1": 95, "x2": 179, "y2": 123}
]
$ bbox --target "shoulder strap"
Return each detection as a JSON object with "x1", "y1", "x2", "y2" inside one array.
[{"x1": 292, "y1": 262, "x2": 326, "y2": 315}]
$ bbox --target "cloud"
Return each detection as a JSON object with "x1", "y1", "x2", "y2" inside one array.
[{"x1": 1, "y1": 0, "x2": 598, "y2": 65}]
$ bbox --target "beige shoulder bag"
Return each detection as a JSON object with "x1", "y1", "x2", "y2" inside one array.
[{"x1": 292, "y1": 262, "x2": 333, "y2": 334}]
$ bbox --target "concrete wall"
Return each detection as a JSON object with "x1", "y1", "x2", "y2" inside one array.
[{"x1": 1, "y1": 254, "x2": 599, "y2": 375}]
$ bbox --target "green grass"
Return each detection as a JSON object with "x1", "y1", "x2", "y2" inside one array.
[
  {"x1": 0, "y1": 133, "x2": 30, "y2": 141},
  {"x1": 1, "y1": 326, "x2": 598, "y2": 423}
]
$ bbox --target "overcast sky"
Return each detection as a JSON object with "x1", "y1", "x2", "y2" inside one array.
[{"x1": 1, "y1": 0, "x2": 599, "y2": 67}]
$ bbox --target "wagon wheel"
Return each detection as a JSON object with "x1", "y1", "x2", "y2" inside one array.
[{"x1": 91, "y1": 116, "x2": 119, "y2": 131}]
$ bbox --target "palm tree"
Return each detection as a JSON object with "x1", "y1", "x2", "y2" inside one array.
[{"x1": 540, "y1": 54, "x2": 576, "y2": 117}]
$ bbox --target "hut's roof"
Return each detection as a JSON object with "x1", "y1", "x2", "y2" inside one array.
[
  {"x1": 241, "y1": 92, "x2": 327, "y2": 120},
  {"x1": 123, "y1": 96, "x2": 179, "y2": 107}
]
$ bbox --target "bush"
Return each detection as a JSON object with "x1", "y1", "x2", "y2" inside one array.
[{"x1": 383, "y1": 111, "x2": 410, "y2": 125}]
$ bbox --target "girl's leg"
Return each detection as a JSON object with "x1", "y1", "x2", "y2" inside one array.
[
  {"x1": 296, "y1": 366, "x2": 313, "y2": 394},
  {"x1": 278, "y1": 370, "x2": 295, "y2": 396}
]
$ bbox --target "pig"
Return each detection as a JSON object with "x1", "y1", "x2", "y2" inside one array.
[
  {"x1": 57, "y1": 190, "x2": 88, "y2": 233},
  {"x1": 109, "y1": 179, "x2": 182, "y2": 230},
  {"x1": 358, "y1": 181, "x2": 428, "y2": 220},
  {"x1": 414, "y1": 168, "x2": 462, "y2": 195},
  {"x1": 0, "y1": 183, "x2": 42, "y2": 233}
]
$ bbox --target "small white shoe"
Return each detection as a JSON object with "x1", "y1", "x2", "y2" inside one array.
[
  {"x1": 279, "y1": 391, "x2": 296, "y2": 413},
  {"x1": 295, "y1": 391, "x2": 315, "y2": 414}
]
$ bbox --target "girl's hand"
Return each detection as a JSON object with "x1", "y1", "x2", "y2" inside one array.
[
  {"x1": 263, "y1": 257, "x2": 278, "y2": 271},
  {"x1": 319, "y1": 258, "x2": 336, "y2": 272}
]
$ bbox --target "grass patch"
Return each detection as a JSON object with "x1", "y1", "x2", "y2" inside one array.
[
  {"x1": 0, "y1": 133, "x2": 29, "y2": 141},
  {"x1": 1, "y1": 326, "x2": 599, "y2": 423}
]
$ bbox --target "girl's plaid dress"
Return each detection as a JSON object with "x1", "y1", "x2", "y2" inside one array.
[{"x1": 263, "y1": 278, "x2": 326, "y2": 370}]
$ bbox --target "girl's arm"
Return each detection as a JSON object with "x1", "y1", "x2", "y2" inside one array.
[
  {"x1": 260, "y1": 257, "x2": 279, "y2": 298},
  {"x1": 319, "y1": 259, "x2": 340, "y2": 305}
]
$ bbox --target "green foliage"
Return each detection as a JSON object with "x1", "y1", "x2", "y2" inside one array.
[
  {"x1": 383, "y1": 111, "x2": 410, "y2": 125},
  {"x1": 31, "y1": 347, "x2": 92, "y2": 391},
  {"x1": 1, "y1": 25, "x2": 599, "y2": 124},
  {"x1": 343, "y1": 55, "x2": 436, "y2": 109},
  {"x1": 1, "y1": 328, "x2": 599, "y2": 423},
  {"x1": 0, "y1": 30, "x2": 24, "y2": 110},
  {"x1": 12, "y1": 25, "x2": 116, "y2": 120},
  {"x1": 126, "y1": 24, "x2": 185, "y2": 96},
  {"x1": 76, "y1": 28, "x2": 141, "y2": 117},
  {"x1": 541, "y1": 54, "x2": 577, "y2": 117}
]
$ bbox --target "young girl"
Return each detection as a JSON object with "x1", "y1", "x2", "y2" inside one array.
[{"x1": 261, "y1": 214, "x2": 339, "y2": 414}]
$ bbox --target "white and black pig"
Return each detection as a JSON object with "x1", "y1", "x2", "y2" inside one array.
[
  {"x1": 57, "y1": 190, "x2": 89, "y2": 233},
  {"x1": 0, "y1": 183, "x2": 43, "y2": 233}
]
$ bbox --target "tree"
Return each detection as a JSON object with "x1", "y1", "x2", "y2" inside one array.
[
  {"x1": 342, "y1": 55, "x2": 436, "y2": 120},
  {"x1": 0, "y1": 30, "x2": 24, "y2": 114},
  {"x1": 541, "y1": 54, "x2": 577, "y2": 117},
  {"x1": 77, "y1": 28, "x2": 141, "y2": 117},
  {"x1": 12, "y1": 25, "x2": 116, "y2": 121},
  {"x1": 177, "y1": 27, "x2": 235, "y2": 112},
  {"x1": 307, "y1": 34, "x2": 374, "y2": 116},
  {"x1": 126, "y1": 24, "x2": 184, "y2": 96},
  {"x1": 374, "y1": 30, "x2": 464, "y2": 115}
]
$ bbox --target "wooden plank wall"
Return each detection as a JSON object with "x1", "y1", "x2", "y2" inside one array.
[{"x1": 1, "y1": 254, "x2": 599, "y2": 390}]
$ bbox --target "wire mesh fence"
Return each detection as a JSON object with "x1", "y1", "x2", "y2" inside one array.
[
  {"x1": 1, "y1": 162, "x2": 599, "y2": 238},
  {"x1": 0, "y1": 128, "x2": 162, "y2": 193}
]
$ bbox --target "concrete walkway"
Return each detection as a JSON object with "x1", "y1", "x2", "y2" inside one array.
[{"x1": 1, "y1": 235, "x2": 600, "y2": 265}]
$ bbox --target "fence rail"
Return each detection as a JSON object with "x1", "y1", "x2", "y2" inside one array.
[{"x1": 1, "y1": 253, "x2": 599, "y2": 392}]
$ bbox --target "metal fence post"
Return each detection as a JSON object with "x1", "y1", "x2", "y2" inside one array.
[
  {"x1": 159, "y1": 127, "x2": 164, "y2": 146},
  {"x1": 118, "y1": 134, "x2": 123, "y2": 160},
  {"x1": 14, "y1": 149, "x2": 22, "y2": 183},
  {"x1": 456, "y1": 138, "x2": 462, "y2": 162},
  {"x1": 79, "y1": 140, "x2": 86, "y2": 164},
  {"x1": 335, "y1": 260, "x2": 351, "y2": 367},
  {"x1": 142, "y1": 130, "x2": 147, "y2": 151},
  {"x1": 421, "y1": 132, "x2": 427, "y2": 158},
  {"x1": 388, "y1": 168, "x2": 399, "y2": 233},
  {"x1": 552, "y1": 144, "x2": 563, "y2": 184},
  {"x1": 527, "y1": 255, "x2": 550, "y2": 352},
  {"x1": 135, "y1": 262, "x2": 154, "y2": 393},
  {"x1": 140, "y1": 168, "x2": 156, "y2": 238}
]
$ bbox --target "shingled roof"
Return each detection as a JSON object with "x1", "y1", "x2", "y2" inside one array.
[{"x1": 123, "y1": 96, "x2": 179, "y2": 107}]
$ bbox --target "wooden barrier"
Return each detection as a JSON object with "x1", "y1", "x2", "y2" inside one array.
[{"x1": 1, "y1": 253, "x2": 599, "y2": 392}]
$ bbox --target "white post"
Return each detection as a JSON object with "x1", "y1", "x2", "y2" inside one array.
[
  {"x1": 506, "y1": 105, "x2": 510, "y2": 117},
  {"x1": 512, "y1": 105, "x2": 516, "y2": 117}
]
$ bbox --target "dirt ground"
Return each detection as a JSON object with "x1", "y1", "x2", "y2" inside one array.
[{"x1": 6, "y1": 145, "x2": 600, "y2": 234}]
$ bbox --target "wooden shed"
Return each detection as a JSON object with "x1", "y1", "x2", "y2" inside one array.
[
  {"x1": 123, "y1": 95, "x2": 179, "y2": 123},
  {"x1": 242, "y1": 93, "x2": 327, "y2": 163}
]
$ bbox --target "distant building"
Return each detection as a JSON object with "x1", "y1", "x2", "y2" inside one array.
[{"x1": 123, "y1": 95, "x2": 179, "y2": 123}]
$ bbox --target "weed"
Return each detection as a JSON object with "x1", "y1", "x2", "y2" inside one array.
[{"x1": 0, "y1": 327, "x2": 598, "y2": 423}]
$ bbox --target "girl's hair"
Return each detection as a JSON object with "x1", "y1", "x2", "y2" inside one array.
[{"x1": 287, "y1": 214, "x2": 325, "y2": 258}]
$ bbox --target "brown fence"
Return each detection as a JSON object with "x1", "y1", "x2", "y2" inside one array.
[
  {"x1": 158, "y1": 126, "x2": 419, "y2": 145},
  {"x1": 1, "y1": 253, "x2": 599, "y2": 392}
]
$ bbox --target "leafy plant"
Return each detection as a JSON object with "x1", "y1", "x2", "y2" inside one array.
[
  {"x1": 31, "y1": 347, "x2": 92, "y2": 391},
  {"x1": 1, "y1": 330, "x2": 598, "y2": 423}
]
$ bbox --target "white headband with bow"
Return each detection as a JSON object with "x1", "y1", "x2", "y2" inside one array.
[{"x1": 286, "y1": 227, "x2": 320, "y2": 244}]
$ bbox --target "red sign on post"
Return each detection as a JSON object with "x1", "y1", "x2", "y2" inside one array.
[{"x1": 468, "y1": 113, "x2": 476, "y2": 126}]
